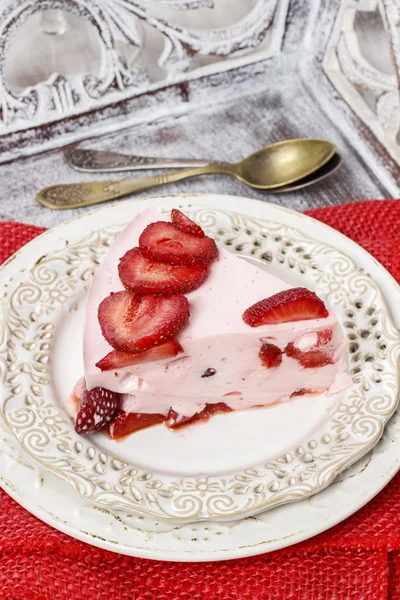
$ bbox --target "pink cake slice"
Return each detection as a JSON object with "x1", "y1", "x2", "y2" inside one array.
[{"x1": 82, "y1": 208, "x2": 349, "y2": 430}]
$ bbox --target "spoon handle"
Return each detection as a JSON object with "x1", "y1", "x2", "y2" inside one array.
[
  {"x1": 64, "y1": 148, "x2": 217, "y2": 172},
  {"x1": 36, "y1": 164, "x2": 235, "y2": 210}
]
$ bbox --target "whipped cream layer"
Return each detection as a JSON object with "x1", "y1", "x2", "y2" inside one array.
[{"x1": 84, "y1": 208, "x2": 349, "y2": 418}]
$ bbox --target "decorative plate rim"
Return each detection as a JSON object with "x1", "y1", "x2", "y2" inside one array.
[
  {"x1": 1, "y1": 412, "x2": 399, "y2": 561},
  {"x1": 0, "y1": 194, "x2": 399, "y2": 524}
]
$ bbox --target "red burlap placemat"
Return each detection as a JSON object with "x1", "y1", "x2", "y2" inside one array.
[{"x1": 1, "y1": 200, "x2": 400, "y2": 600}]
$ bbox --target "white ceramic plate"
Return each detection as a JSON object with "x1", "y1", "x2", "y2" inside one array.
[{"x1": 1, "y1": 194, "x2": 400, "y2": 558}]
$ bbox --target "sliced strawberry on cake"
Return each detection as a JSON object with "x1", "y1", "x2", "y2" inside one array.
[
  {"x1": 171, "y1": 208, "x2": 205, "y2": 237},
  {"x1": 98, "y1": 291, "x2": 189, "y2": 353},
  {"x1": 118, "y1": 247, "x2": 207, "y2": 295},
  {"x1": 139, "y1": 221, "x2": 217, "y2": 266},
  {"x1": 96, "y1": 339, "x2": 184, "y2": 371},
  {"x1": 242, "y1": 288, "x2": 329, "y2": 326},
  {"x1": 75, "y1": 207, "x2": 350, "y2": 440}
]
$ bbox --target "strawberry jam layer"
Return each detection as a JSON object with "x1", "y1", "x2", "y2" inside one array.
[{"x1": 108, "y1": 402, "x2": 231, "y2": 440}]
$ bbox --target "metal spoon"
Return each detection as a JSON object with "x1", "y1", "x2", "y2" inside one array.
[
  {"x1": 64, "y1": 147, "x2": 215, "y2": 172},
  {"x1": 37, "y1": 139, "x2": 336, "y2": 210},
  {"x1": 63, "y1": 147, "x2": 343, "y2": 194},
  {"x1": 273, "y1": 152, "x2": 343, "y2": 193}
]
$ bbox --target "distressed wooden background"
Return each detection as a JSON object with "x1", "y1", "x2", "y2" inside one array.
[{"x1": 0, "y1": 0, "x2": 398, "y2": 228}]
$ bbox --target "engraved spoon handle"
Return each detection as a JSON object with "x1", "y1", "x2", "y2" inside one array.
[
  {"x1": 36, "y1": 164, "x2": 236, "y2": 210},
  {"x1": 64, "y1": 148, "x2": 219, "y2": 173}
]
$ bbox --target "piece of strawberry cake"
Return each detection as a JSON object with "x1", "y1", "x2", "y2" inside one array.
[{"x1": 73, "y1": 208, "x2": 349, "y2": 439}]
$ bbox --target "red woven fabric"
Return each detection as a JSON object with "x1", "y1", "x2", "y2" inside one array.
[{"x1": 1, "y1": 199, "x2": 400, "y2": 600}]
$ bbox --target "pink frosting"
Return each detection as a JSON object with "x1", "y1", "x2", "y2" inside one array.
[{"x1": 83, "y1": 208, "x2": 349, "y2": 418}]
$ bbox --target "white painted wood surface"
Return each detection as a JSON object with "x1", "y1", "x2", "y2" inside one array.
[
  {"x1": 0, "y1": 0, "x2": 398, "y2": 227},
  {"x1": 0, "y1": 0, "x2": 288, "y2": 136},
  {"x1": 324, "y1": 0, "x2": 400, "y2": 167}
]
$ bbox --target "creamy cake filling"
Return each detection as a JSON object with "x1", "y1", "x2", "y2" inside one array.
[{"x1": 77, "y1": 208, "x2": 349, "y2": 436}]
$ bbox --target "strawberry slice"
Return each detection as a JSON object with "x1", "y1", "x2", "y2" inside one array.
[
  {"x1": 286, "y1": 342, "x2": 333, "y2": 368},
  {"x1": 96, "y1": 339, "x2": 184, "y2": 371},
  {"x1": 291, "y1": 388, "x2": 313, "y2": 397},
  {"x1": 139, "y1": 221, "x2": 217, "y2": 267},
  {"x1": 242, "y1": 288, "x2": 328, "y2": 327},
  {"x1": 316, "y1": 328, "x2": 333, "y2": 347},
  {"x1": 165, "y1": 407, "x2": 194, "y2": 429},
  {"x1": 98, "y1": 290, "x2": 189, "y2": 352},
  {"x1": 166, "y1": 402, "x2": 231, "y2": 429},
  {"x1": 259, "y1": 343, "x2": 282, "y2": 368},
  {"x1": 171, "y1": 209, "x2": 205, "y2": 237},
  {"x1": 75, "y1": 385, "x2": 119, "y2": 436},
  {"x1": 118, "y1": 247, "x2": 207, "y2": 295},
  {"x1": 109, "y1": 411, "x2": 165, "y2": 439}
]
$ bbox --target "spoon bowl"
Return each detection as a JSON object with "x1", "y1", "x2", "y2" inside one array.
[
  {"x1": 235, "y1": 139, "x2": 336, "y2": 189},
  {"x1": 274, "y1": 152, "x2": 343, "y2": 193}
]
